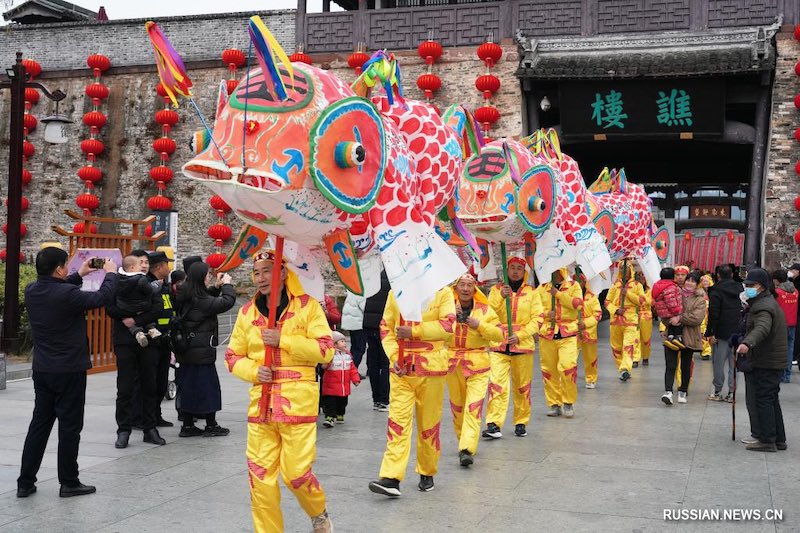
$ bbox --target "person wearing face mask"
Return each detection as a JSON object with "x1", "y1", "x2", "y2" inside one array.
[
  {"x1": 224, "y1": 251, "x2": 335, "y2": 532},
  {"x1": 737, "y1": 268, "x2": 788, "y2": 452},
  {"x1": 660, "y1": 272, "x2": 707, "y2": 405},
  {"x1": 446, "y1": 274, "x2": 504, "y2": 467},
  {"x1": 705, "y1": 265, "x2": 744, "y2": 402}
]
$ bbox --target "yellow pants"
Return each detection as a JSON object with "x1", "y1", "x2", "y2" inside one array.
[
  {"x1": 446, "y1": 363, "x2": 489, "y2": 455},
  {"x1": 379, "y1": 373, "x2": 445, "y2": 481},
  {"x1": 702, "y1": 338, "x2": 712, "y2": 358},
  {"x1": 675, "y1": 356, "x2": 694, "y2": 390},
  {"x1": 639, "y1": 319, "x2": 652, "y2": 361},
  {"x1": 610, "y1": 325, "x2": 639, "y2": 373},
  {"x1": 247, "y1": 422, "x2": 326, "y2": 533},
  {"x1": 539, "y1": 337, "x2": 578, "y2": 407},
  {"x1": 580, "y1": 338, "x2": 598, "y2": 384},
  {"x1": 485, "y1": 352, "x2": 533, "y2": 428}
]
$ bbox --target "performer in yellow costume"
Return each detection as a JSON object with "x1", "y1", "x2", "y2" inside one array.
[
  {"x1": 606, "y1": 261, "x2": 645, "y2": 381},
  {"x1": 225, "y1": 251, "x2": 335, "y2": 533},
  {"x1": 484, "y1": 257, "x2": 542, "y2": 438},
  {"x1": 447, "y1": 274, "x2": 504, "y2": 467},
  {"x1": 636, "y1": 271, "x2": 653, "y2": 367},
  {"x1": 576, "y1": 268, "x2": 602, "y2": 388},
  {"x1": 699, "y1": 274, "x2": 714, "y2": 360},
  {"x1": 369, "y1": 287, "x2": 455, "y2": 496},
  {"x1": 536, "y1": 268, "x2": 582, "y2": 418}
]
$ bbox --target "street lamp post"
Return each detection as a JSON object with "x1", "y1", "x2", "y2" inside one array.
[{"x1": 0, "y1": 52, "x2": 68, "y2": 357}]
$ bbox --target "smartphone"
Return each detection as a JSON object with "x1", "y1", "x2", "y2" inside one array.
[{"x1": 89, "y1": 257, "x2": 106, "y2": 269}]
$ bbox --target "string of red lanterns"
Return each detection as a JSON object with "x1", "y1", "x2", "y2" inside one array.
[
  {"x1": 222, "y1": 48, "x2": 246, "y2": 95},
  {"x1": 348, "y1": 42, "x2": 369, "y2": 77},
  {"x1": 793, "y1": 24, "x2": 800, "y2": 245},
  {"x1": 474, "y1": 35, "x2": 502, "y2": 138},
  {"x1": 416, "y1": 34, "x2": 443, "y2": 114},
  {"x1": 145, "y1": 82, "x2": 178, "y2": 237}
]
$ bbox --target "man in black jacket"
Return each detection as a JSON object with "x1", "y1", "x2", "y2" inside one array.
[
  {"x1": 146, "y1": 252, "x2": 174, "y2": 426},
  {"x1": 705, "y1": 265, "x2": 744, "y2": 401},
  {"x1": 365, "y1": 270, "x2": 391, "y2": 411},
  {"x1": 737, "y1": 268, "x2": 788, "y2": 452},
  {"x1": 17, "y1": 247, "x2": 117, "y2": 498}
]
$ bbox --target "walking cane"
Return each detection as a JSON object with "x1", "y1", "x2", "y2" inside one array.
[
  {"x1": 732, "y1": 352, "x2": 737, "y2": 441},
  {"x1": 499, "y1": 243, "x2": 514, "y2": 342}
]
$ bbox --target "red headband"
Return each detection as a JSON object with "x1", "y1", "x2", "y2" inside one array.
[
  {"x1": 508, "y1": 257, "x2": 526, "y2": 268},
  {"x1": 675, "y1": 265, "x2": 689, "y2": 275},
  {"x1": 253, "y1": 250, "x2": 286, "y2": 265}
]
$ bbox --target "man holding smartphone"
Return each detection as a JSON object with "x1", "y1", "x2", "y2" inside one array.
[{"x1": 17, "y1": 247, "x2": 118, "y2": 498}]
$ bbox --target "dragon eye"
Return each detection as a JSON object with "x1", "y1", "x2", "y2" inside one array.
[{"x1": 335, "y1": 142, "x2": 365, "y2": 168}]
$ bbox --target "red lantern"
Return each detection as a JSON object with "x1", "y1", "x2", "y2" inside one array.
[
  {"x1": 23, "y1": 113, "x2": 37, "y2": 132},
  {"x1": 795, "y1": 24, "x2": 800, "y2": 41},
  {"x1": 475, "y1": 74, "x2": 500, "y2": 98},
  {"x1": 208, "y1": 223, "x2": 233, "y2": 242},
  {"x1": 0, "y1": 249, "x2": 25, "y2": 263},
  {"x1": 22, "y1": 169, "x2": 31, "y2": 185},
  {"x1": 727, "y1": 230, "x2": 735, "y2": 242},
  {"x1": 147, "y1": 195, "x2": 173, "y2": 211},
  {"x1": 795, "y1": 62, "x2": 800, "y2": 77},
  {"x1": 76, "y1": 193, "x2": 100, "y2": 211},
  {"x1": 85, "y1": 82, "x2": 109, "y2": 101},
  {"x1": 86, "y1": 53, "x2": 111, "y2": 74},
  {"x1": 225, "y1": 79, "x2": 239, "y2": 95},
  {"x1": 795, "y1": 94, "x2": 800, "y2": 109},
  {"x1": 3, "y1": 223, "x2": 27, "y2": 238},
  {"x1": 416, "y1": 73, "x2": 442, "y2": 98},
  {"x1": 21, "y1": 58, "x2": 41, "y2": 79},
  {"x1": 210, "y1": 195, "x2": 231, "y2": 213},
  {"x1": 5, "y1": 196, "x2": 30, "y2": 211},
  {"x1": 684, "y1": 233, "x2": 692, "y2": 241},
  {"x1": 417, "y1": 40, "x2": 443, "y2": 65},
  {"x1": 24, "y1": 87, "x2": 39, "y2": 104},
  {"x1": 152, "y1": 137, "x2": 177, "y2": 155},
  {"x1": 794, "y1": 197, "x2": 800, "y2": 211},
  {"x1": 78, "y1": 165, "x2": 103, "y2": 183},
  {"x1": 477, "y1": 42, "x2": 502, "y2": 67},
  {"x1": 73, "y1": 222, "x2": 97, "y2": 234},
  {"x1": 796, "y1": 161, "x2": 800, "y2": 175},
  {"x1": 80, "y1": 139, "x2": 105, "y2": 156},
  {"x1": 289, "y1": 52, "x2": 313, "y2": 65},
  {"x1": 83, "y1": 110, "x2": 107, "y2": 128},
  {"x1": 474, "y1": 105, "x2": 500, "y2": 126},
  {"x1": 144, "y1": 225, "x2": 154, "y2": 237},
  {"x1": 795, "y1": 229, "x2": 800, "y2": 245},
  {"x1": 222, "y1": 49, "x2": 246, "y2": 69},
  {"x1": 155, "y1": 109, "x2": 179, "y2": 127},
  {"x1": 22, "y1": 140, "x2": 35, "y2": 158},
  {"x1": 794, "y1": 128, "x2": 800, "y2": 143},
  {"x1": 149, "y1": 166, "x2": 174, "y2": 184},
  {"x1": 155, "y1": 83, "x2": 168, "y2": 98},
  {"x1": 347, "y1": 51, "x2": 369, "y2": 72},
  {"x1": 206, "y1": 252, "x2": 227, "y2": 269}
]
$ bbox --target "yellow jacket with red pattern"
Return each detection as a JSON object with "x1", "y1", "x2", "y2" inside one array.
[
  {"x1": 381, "y1": 287, "x2": 455, "y2": 376},
  {"x1": 579, "y1": 289, "x2": 602, "y2": 342},
  {"x1": 488, "y1": 281, "x2": 542, "y2": 354},
  {"x1": 224, "y1": 271, "x2": 334, "y2": 424},
  {"x1": 639, "y1": 287, "x2": 653, "y2": 321},
  {"x1": 606, "y1": 276, "x2": 646, "y2": 327},
  {"x1": 535, "y1": 274, "x2": 583, "y2": 339},
  {"x1": 448, "y1": 288, "x2": 504, "y2": 376}
]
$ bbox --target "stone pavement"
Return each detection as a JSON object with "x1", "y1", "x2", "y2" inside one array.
[{"x1": 0, "y1": 322, "x2": 798, "y2": 532}]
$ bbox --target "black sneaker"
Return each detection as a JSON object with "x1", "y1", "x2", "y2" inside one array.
[
  {"x1": 482, "y1": 422, "x2": 502, "y2": 439},
  {"x1": 16, "y1": 485, "x2": 36, "y2": 498},
  {"x1": 459, "y1": 450, "x2": 473, "y2": 467},
  {"x1": 514, "y1": 424, "x2": 527, "y2": 437},
  {"x1": 632, "y1": 361, "x2": 639, "y2": 368},
  {"x1": 642, "y1": 359, "x2": 649, "y2": 366},
  {"x1": 203, "y1": 424, "x2": 230, "y2": 437},
  {"x1": 619, "y1": 370, "x2": 631, "y2": 382},
  {"x1": 369, "y1": 477, "x2": 401, "y2": 497},
  {"x1": 179, "y1": 425, "x2": 204, "y2": 437},
  {"x1": 156, "y1": 418, "x2": 174, "y2": 428},
  {"x1": 418, "y1": 475, "x2": 434, "y2": 492}
]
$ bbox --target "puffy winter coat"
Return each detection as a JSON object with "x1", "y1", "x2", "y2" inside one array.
[
  {"x1": 706, "y1": 278, "x2": 745, "y2": 340},
  {"x1": 652, "y1": 279, "x2": 683, "y2": 319},
  {"x1": 742, "y1": 290, "x2": 788, "y2": 370},
  {"x1": 341, "y1": 292, "x2": 365, "y2": 331},
  {"x1": 677, "y1": 288, "x2": 707, "y2": 352},
  {"x1": 176, "y1": 284, "x2": 237, "y2": 365},
  {"x1": 321, "y1": 350, "x2": 360, "y2": 397},
  {"x1": 324, "y1": 295, "x2": 342, "y2": 330}
]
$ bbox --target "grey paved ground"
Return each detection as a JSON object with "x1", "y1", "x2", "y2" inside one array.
[{"x1": 1, "y1": 322, "x2": 798, "y2": 532}]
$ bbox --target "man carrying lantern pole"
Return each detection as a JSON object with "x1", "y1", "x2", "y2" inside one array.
[
  {"x1": 606, "y1": 260, "x2": 646, "y2": 381},
  {"x1": 536, "y1": 268, "x2": 582, "y2": 418},
  {"x1": 369, "y1": 286, "x2": 456, "y2": 496},
  {"x1": 483, "y1": 256, "x2": 542, "y2": 439},
  {"x1": 576, "y1": 267, "x2": 602, "y2": 389},
  {"x1": 446, "y1": 273, "x2": 504, "y2": 467}
]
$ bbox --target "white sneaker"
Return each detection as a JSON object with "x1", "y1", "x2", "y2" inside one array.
[
  {"x1": 585, "y1": 382, "x2": 596, "y2": 389},
  {"x1": 740, "y1": 436, "x2": 759, "y2": 444},
  {"x1": 677, "y1": 391, "x2": 688, "y2": 404},
  {"x1": 661, "y1": 391, "x2": 674, "y2": 406},
  {"x1": 135, "y1": 331, "x2": 149, "y2": 347},
  {"x1": 148, "y1": 327, "x2": 162, "y2": 339},
  {"x1": 546, "y1": 405, "x2": 562, "y2": 417},
  {"x1": 311, "y1": 509, "x2": 333, "y2": 533},
  {"x1": 562, "y1": 403, "x2": 574, "y2": 418}
]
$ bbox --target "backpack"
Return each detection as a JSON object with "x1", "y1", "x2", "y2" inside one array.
[{"x1": 168, "y1": 304, "x2": 193, "y2": 354}]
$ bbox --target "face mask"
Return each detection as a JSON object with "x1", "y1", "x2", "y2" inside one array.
[{"x1": 744, "y1": 287, "x2": 758, "y2": 300}]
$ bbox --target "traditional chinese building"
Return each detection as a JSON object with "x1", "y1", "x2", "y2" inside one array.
[{"x1": 297, "y1": 0, "x2": 800, "y2": 270}]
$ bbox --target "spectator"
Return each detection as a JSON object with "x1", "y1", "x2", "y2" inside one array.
[
  {"x1": 661, "y1": 272, "x2": 706, "y2": 405},
  {"x1": 652, "y1": 267, "x2": 685, "y2": 351},
  {"x1": 170, "y1": 269, "x2": 186, "y2": 296},
  {"x1": 772, "y1": 269, "x2": 797, "y2": 383},
  {"x1": 705, "y1": 265, "x2": 743, "y2": 402},
  {"x1": 341, "y1": 291, "x2": 367, "y2": 376},
  {"x1": 787, "y1": 263, "x2": 800, "y2": 368},
  {"x1": 737, "y1": 268, "x2": 787, "y2": 452},
  {"x1": 364, "y1": 270, "x2": 392, "y2": 411},
  {"x1": 321, "y1": 331, "x2": 360, "y2": 427},
  {"x1": 17, "y1": 248, "x2": 117, "y2": 498},
  {"x1": 146, "y1": 251, "x2": 175, "y2": 426},
  {"x1": 175, "y1": 262, "x2": 236, "y2": 437},
  {"x1": 323, "y1": 294, "x2": 342, "y2": 331},
  {"x1": 115, "y1": 255, "x2": 161, "y2": 347}
]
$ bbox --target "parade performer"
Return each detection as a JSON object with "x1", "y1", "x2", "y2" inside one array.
[
  {"x1": 637, "y1": 271, "x2": 653, "y2": 367},
  {"x1": 483, "y1": 257, "x2": 542, "y2": 438},
  {"x1": 447, "y1": 274, "x2": 503, "y2": 466},
  {"x1": 576, "y1": 268, "x2": 602, "y2": 388},
  {"x1": 224, "y1": 251, "x2": 335, "y2": 533},
  {"x1": 369, "y1": 287, "x2": 455, "y2": 496},
  {"x1": 536, "y1": 268, "x2": 582, "y2": 418},
  {"x1": 606, "y1": 261, "x2": 646, "y2": 381},
  {"x1": 700, "y1": 274, "x2": 714, "y2": 361}
]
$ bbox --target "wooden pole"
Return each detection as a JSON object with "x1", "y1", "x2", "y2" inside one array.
[
  {"x1": 266, "y1": 236, "x2": 285, "y2": 366},
  {"x1": 499, "y1": 243, "x2": 513, "y2": 336}
]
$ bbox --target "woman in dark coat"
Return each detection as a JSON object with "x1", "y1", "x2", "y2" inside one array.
[{"x1": 175, "y1": 262, "x2": 236, "y2": 437}]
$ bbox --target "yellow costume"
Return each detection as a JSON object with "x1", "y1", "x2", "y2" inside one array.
[
  {"x1": 605, "y1": 263, "x2": 645, "y2": 377},
  {"x1": 225, "y1": 269, "x2": 334, "y2": 533},
  {"x1": 700, "y1": 274, "x2": 714, "y2": 360},
  {"x1": 485, "y1": 277, "x2": 542, "y2": 432},
  {"x1": 639, "y1": 286, "x2": 653, "y2": 363},
  {"x1": 579, "y1": 287, "x2": 602, "y2": 386},
  {"x1": 447, "y1": 287, "x2": 503, "y2": 455},
  {"x1": 377, "y1": 287, "x2": 455, "y2": 482},
  {"x1": 536, "y1": 269, "x2": 582, "y2": 411}
]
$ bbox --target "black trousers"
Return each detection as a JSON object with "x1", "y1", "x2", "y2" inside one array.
[
  {"x1": 664, "y1": 347, "x2": 693, "y2": 393},
  {"x1": 18, "y1": 371, "x2": 86, "y2": 489},
  {"x1": 131, "y1": 342, "x2": 171, "y2": 424},
  {"x1": 746, "y1": 367, "x2": 786, "y2": 444},
  {"x1": 321, "y1": 395, "x2": 349, "y2": 417},
  {"x1": 349, "y1": 329, "x2": 367, "y2": 370},
  {"x1": 365, "y1": 328, "x2": 389, "y2": 404},
  {"x1": 115, "y1": 343, "x2": 159, "y2": 432}
]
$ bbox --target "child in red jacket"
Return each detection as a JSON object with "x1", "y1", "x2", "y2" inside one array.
[
  {"x1": 321, "y1": 331, "x2": 360, "y2": 427},
  {"x1": 652, "y1": 267, "x2": 685, "y2": 350}
]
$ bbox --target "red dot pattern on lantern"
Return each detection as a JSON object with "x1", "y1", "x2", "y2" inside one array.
[
  {"x1": 726, "y1": 230, "x2": 735, "y2": 242},
  {"x1": 416, "y1": 39, "x2": 443, "y2": 107},
  {"x1": 147, "y1": 195, "x2": 173, "y2": 211},
  {"x1": 206, "y1": 252, "x2": 227, "y2": 269}
]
